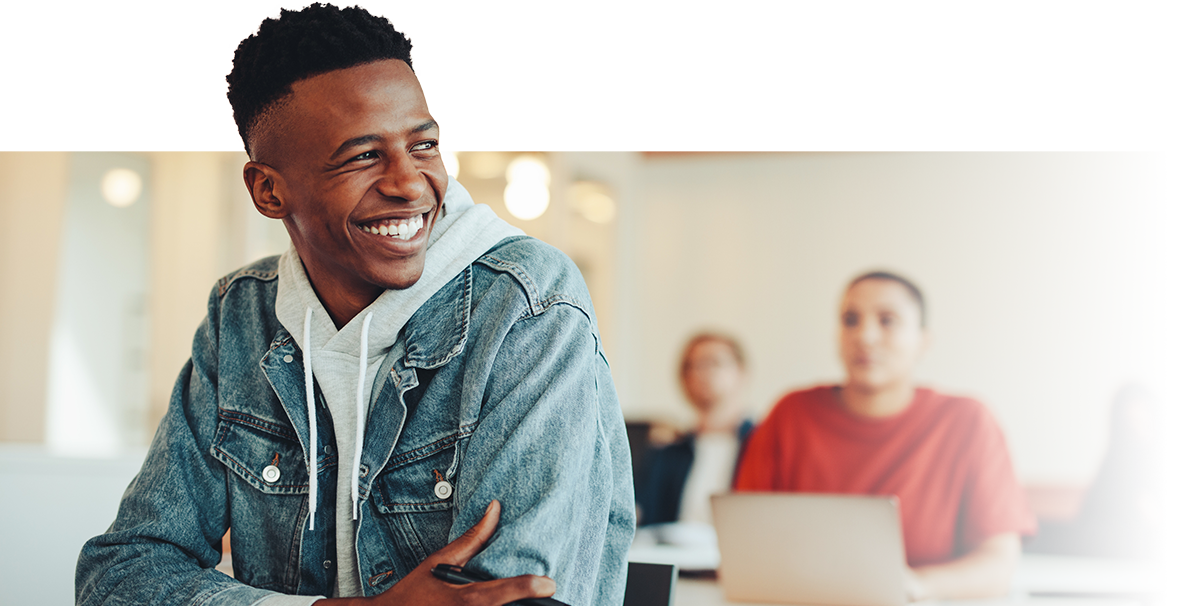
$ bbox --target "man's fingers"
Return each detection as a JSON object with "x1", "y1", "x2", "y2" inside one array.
[
  {"x1": 432, "y1": 500, "x2": 501, "y2": 565},
  {"x1": 457, "y1": 575, "x2": 556, "y2": 605}
]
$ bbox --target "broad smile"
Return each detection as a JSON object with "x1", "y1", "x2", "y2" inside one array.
[{"x1": 355, "y1": 212, "x2": 427, "y2": 242}]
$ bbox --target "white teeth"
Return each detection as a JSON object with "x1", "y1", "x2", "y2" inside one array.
[{"x1": 360, "y1": 214, "x2": 425, "y2": 240}]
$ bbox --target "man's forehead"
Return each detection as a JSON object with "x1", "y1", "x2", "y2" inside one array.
[
  {"x1": 258, "y1": 59, "x2": 432, "y2": 159},
  {"x1": 289, "y1": 60, "x2": 427, "y2": 116}
]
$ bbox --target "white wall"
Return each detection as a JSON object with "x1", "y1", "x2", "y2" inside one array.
[
  {"x1": 0, "y1": 445, "x2": 146, "y2": 606},
  {"x1": 616, "y1": 153, "x2": 1174, "y2": 485}
]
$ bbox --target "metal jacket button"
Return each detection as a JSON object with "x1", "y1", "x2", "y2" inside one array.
[
  {"x1": 283, "y1": 354, "x2": 294, "y2": 363},
  {"x1": 434, "y1": 481, "x2": 453, "y2": 500},
  {"x1": 262, "y1": 465, "x2": 281, "y2": 483}
]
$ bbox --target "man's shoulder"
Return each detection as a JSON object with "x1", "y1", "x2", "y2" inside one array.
[
  {"x1": 471, "y1": 236, "x2": 592, "y2": 316},
  {"x1": 215, "y1": 255, "x2": 281, "y2": 298}
]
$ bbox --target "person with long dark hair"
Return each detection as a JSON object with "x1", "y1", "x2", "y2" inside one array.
[{"x1": 1080, "y1": 381, "x2": 1200, "y2": 528}]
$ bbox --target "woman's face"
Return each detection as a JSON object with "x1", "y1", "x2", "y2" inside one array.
[
  {"x1": 1118, "y1": 396, "x2": 1156, "y2": 448},
  {"x1": 681, "y1": 339, "x2": 744, "y2": 412},
  {"x1": 838, "y1": 279, "x2": 927, "y2": 393}
]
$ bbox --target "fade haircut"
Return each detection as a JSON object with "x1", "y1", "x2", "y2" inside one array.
[
  {"x1": 226, "y1": 3, "x2": 414, "y2": 156},
  {"x1": 847, "y1": 270, "x2": 927, "y2": 328}
]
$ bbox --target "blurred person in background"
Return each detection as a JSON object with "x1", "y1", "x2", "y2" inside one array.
[
  {"x1": 736, "y1": 271, "x2": 1035, "y2": 601},
  {"x1": 1080, "y1": 381, "x2": 1200, "y2": 528},
  {"x1": 635, "y1": 333, "x2": 754, "y2": 546}
]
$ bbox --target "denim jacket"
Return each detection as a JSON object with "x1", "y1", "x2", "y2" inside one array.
[{"x1": 76, "y1": 236, "x2": 636, "y2": 606}]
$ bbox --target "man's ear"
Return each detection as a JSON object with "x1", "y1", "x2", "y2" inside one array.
[{"x1": 244, "y1": 161, "x2": 289, "y2": 219}]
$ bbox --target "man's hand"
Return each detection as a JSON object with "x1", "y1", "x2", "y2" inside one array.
[{"x1": 316, "y1": 500, "x2": 556, "y2": 606}]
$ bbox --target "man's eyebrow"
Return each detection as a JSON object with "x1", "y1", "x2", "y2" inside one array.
[
  {"x1": 329, "y1": 122, "x2": 438, "y2": 160},
  {"x1": 330, "y1": 134, "x2": 383, "y2": 160},
  {"x1": 411, "y1": 120, "x2": 438, "y2": 134}
]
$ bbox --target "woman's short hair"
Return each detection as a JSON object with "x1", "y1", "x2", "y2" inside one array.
[{"x1": 679, "y1": 332, "x2": 747, "y2": 378}]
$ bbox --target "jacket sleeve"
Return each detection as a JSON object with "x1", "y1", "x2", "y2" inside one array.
[
  {"x1": 450, "y1": 302, "x2": 636, "y2": 606},
  {"x1": 75, "y1": 288, "x2": 280, "y2": 606}
]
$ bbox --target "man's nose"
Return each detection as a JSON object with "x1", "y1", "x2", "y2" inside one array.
[
  {"x1": 378, "y1": 155, "x2": 427, "y2": 201},
  {"x1": 857, "y1": 320, "x2": 882, "y2": 344}
]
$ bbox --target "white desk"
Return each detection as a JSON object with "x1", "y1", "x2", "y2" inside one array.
[
  {"x1": 628, "y1": 549, "x2": 1158, "y2": 606},
  {"x1": 1012, "y1": 554, "x2": 1200, "y2": 597},
  {"x1": 676, "y1": 578, "x2": 1132, "y2": 604}
]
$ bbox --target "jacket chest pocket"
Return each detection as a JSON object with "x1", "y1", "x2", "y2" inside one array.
[
  {"x1": 374, "y1": 430, "x2": 472, "y2": 513},
  {"x1": 211, "y1": 411, "x2": 314, "y2": 495},
  {"x1": 371, "y1": 429, "x2": 474, "y2": 567}
]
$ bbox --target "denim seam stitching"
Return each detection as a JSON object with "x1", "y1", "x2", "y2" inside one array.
[
  {"x1": 217, "y1": 266, "x2": 279, "y2": 297},
  {"x1": 217, "y1": 409, "x2": 299, "y2": 443},
  {"x1": 381, "y1": 423, "x2": 478, "y2": 472}
]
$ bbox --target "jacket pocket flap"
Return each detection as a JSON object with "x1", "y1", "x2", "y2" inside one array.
[
  {"x1": 375, "y1": 428, "x2": 474, "y2": 514},
  {"x1": 211, "y1": 410, "x2": 310, "y2": 495}
]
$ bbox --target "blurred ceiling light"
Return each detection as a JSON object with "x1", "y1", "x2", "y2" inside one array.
[
  {"x1": 442, "y1": 150, "x2": 460, "y2": 180},
  {"x1": 570, "y1": 181, "x2": 616, "y2": 224},
  {"x1": 504, "y1": 155, "x2": 551, "y2": 221},
  {"x1": 505, "y1": 155, "x2": 550, "y2": 185},
  {"x1": 100, "y1": 168, "x2": 142, "y2": 208}
]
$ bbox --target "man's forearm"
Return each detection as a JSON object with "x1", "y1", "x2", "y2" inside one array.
[{"x1": 911, "y1": 533, "x2": 1020, "y2": 600}]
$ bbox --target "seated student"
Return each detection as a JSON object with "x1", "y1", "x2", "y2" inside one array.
[
  {"x1": 636, "y1": 333, "x2": 753, "y2": 539},
  {"x1": 1080, "y1": 381, "x2": 1200, "y2": 528},
  {"x1": 735, "y1": 271, "x2": 1035, "y2": 601},
  {"x1": 76, "y1": 5, "x2": 634, "y2": 606}
]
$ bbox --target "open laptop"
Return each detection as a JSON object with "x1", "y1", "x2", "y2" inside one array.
[{"x1": 711, "y1": 493, "x2": 907, "y2": 606}]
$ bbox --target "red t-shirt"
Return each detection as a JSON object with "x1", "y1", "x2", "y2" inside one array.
[{"x1": 734, "y1": 386, "x2": 1036, "y2": 566}]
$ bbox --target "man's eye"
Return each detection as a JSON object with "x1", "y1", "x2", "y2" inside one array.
[
  {"x1": 412, "y1": 140, "x2": 438, "y2": 152},
  {"x1": 351, "y1": 151, "x2": 378, "y2": 161}
]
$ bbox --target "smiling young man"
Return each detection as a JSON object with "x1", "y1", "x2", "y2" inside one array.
[
  {"x1": 735, "y1": 271, "x2": 1035, "y2": 601},
  {"x1": 76, "y1": 5, "x2": 635, "y2": 606}
]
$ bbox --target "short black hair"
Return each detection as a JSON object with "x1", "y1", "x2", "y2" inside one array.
[
  {"x1": 847, "y1": 270, "x2": 927, "y2": 327},
  {"x1": 226, "y1": 3, "x2": 414, "y2": 155}
]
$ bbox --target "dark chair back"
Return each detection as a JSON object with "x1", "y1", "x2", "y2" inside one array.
[{"x1": 623, "y1": 561, "x2": 677, "y2": 606}]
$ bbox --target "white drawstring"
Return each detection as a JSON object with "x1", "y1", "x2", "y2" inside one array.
[
  {"x1": 303, "y1": 307, "x2": 317, "y2": 531},
  {"x1": 352, "y1": 312, "x2": 373, "y2": 520}
]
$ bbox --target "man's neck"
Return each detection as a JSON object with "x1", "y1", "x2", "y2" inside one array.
[
  {"x1": 310, "y1": 279, "x2": 382, "y2": 330},
  {"x1": 840, "y1": 381, "x2": 915, "y2": 418},
  {"x1": 696, "y1": 398, "x2": 745, "y2": 434}
]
